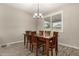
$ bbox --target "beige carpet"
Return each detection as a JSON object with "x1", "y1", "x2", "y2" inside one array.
[{"x1": 0, "y1": 42, "x2": 79, "y2": 56}]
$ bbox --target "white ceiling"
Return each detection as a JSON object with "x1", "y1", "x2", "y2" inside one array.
[{"x1": 10, "y1": 3, "x2": 66, "y2": 15}]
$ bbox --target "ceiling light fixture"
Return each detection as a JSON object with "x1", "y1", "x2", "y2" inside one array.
[{"x1": 33, "y1": 2, "x2": 43, "y2": 19}]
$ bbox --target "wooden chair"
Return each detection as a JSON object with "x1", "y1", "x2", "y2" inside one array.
[
  {"x1": 24, "y1": 31, "x2": 29, "y2": 46},
  {"x1": 42, "y1": 31, "x2": 58, "y2": 56},
  {"x1": 24, "y1": 31, "x2": 31, "y2": 48},
  {"x1": 31, "y1": 31, "x2": 45, "y2": 56},
  {"x1": 38, "y1": 31, "x2": 45, "y2": 54},
  {"x1": 30, "y1": 31, "x2": 39, "y2": 55},
  {"x1": 50, "y1": 31, "x2": 58, "y2": 56}
]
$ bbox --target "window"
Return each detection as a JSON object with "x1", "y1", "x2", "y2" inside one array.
[
  {"x1": 43, "y1": 11, "x2": 63, "y2": 32},
  {"x1": 52, "y1": 13, "x2": 63, "y2": 32},
  {"x1": 43, "y1": 17, "x2": 51, "y2": 29}
]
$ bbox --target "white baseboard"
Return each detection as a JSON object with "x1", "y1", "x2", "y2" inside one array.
[
  {"x1": 7, "y1": 41, "x2": 79, "y2": 50},
  {"x1": 59, "y1": 42, "x2": 79, "y2": 50},
  {"x1": 0, "y1": 40, "x2": 23, "y2": 47},
  {"x1": 6, "y1": 40, "x2": 23, "y2": 46},
  {"x1": 1, "y1": 40, "x2": 79, "y2": 50}
]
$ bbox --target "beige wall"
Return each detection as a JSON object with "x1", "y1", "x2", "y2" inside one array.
[
  {"x1": 59, "y1": 4, "x2": 79, "y2": 48},
  {"x1": 37, "y1": 4, "x2": 79, "y2": 49},
  {"x1": 0, "y1": 4, "x2": 36, "y2": 45}
]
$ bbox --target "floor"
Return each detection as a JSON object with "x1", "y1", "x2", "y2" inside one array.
[{"x1": 0, "y1": 42, "x2": 79, "y2": 56}]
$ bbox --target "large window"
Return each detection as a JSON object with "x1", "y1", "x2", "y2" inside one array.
[{"x1": 43, "y1": 11, "x2": 63, "y2": 32}]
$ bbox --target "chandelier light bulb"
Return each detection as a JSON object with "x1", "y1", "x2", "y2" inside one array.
[
  {"x1": 39, "y1": 13, "x2": 42, "y2": 16},
  {"x1": 34, "y1": 13, "x2": 38, "y2": 16}
]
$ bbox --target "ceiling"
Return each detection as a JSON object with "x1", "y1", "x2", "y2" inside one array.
[{"x1": 9, "y1": 3, "x2": 66, "y2": 15}]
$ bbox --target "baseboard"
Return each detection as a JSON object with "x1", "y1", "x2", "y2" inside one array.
[
  {"x1": 1, "y1": 40, "x2": 79, "y2": 50},
  {"x1": 0, "y1": 40, "x2": 23, "y2": 47},
  {"x1": 7, "y1": 40, "x2": 23, "y2": 46},
  {"x1": 59, "y1": 42, "x2": 79, "y2": 50}
]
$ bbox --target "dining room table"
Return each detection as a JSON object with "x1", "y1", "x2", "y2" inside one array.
[{"x1": 24, "y1": 32, "x2": 58, "y2": 56}]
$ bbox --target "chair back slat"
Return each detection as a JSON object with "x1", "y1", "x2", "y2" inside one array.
[
  {"x1": 39, "y1": 31, "x2": 44, "y2": 36},
  {"x1": 45, "y1": 31, "x2": 51, "y2": 36}
]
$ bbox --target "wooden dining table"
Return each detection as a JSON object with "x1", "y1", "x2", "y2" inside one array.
[{"x1": 25, "y1": 33, "x2": 58, "y2": 56}]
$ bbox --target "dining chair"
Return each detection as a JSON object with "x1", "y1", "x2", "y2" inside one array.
[
  {"x1": 50, "y1": 31, "x2": 58, "y2": 56},
  {"x1": 31, "y1": 31, "x2": 46, "y2": 56},
  {"x1": 25, "y1": 31, "x2": 31, "y2": 48},
  {"x1": 38, "y1": 31, "x2": 45, "y2": 55},
  {"x1": 30, "y1": 31, "x2": 39, "y2": 55},
  {"x1": 42, "y1": 31, "x2": 58, "y2": 56}
]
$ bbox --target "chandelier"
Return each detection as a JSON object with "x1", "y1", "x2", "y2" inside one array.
[{"x1": 33, "y1": 3, "x2": 43, "y2": 19}]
